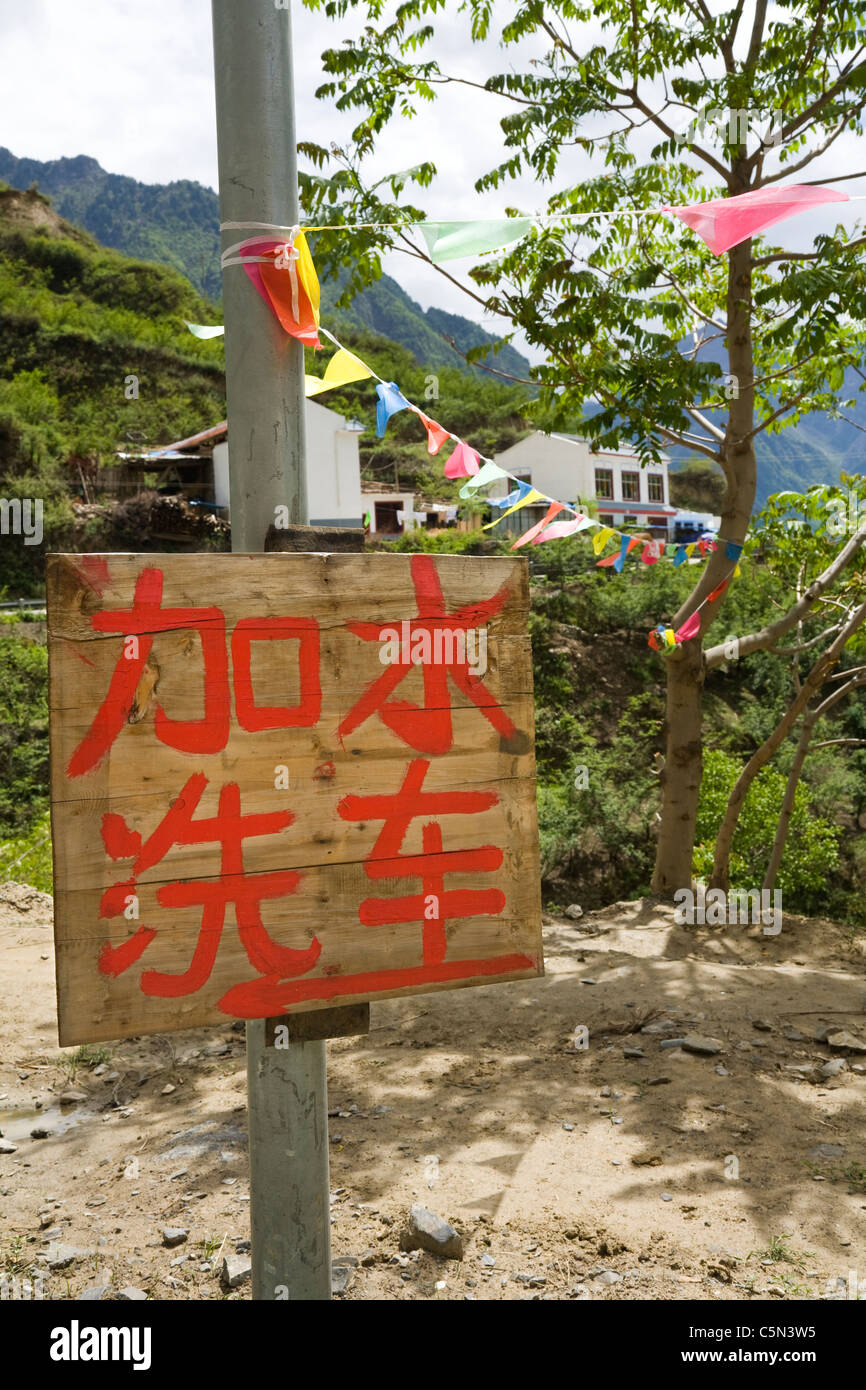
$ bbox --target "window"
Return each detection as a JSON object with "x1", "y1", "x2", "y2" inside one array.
[
  {"x1": 648, "y1": 473, "x2": 664, "y2": 502},
  {"x1": 621, "y1": 471, "x2": 640, "y2": 501},
  {"x1": 595, "y1": 468, "x2": 613, "y2": 499},
  {"x1": 598, "y1": 514, "x2": 614, "y2": 527}
]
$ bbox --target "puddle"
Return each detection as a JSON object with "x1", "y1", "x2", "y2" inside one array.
[{"x1": 0, "y1": 1104, "x2": 83, "y2": 1142}]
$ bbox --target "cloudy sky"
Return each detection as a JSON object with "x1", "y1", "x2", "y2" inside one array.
[{"x1": 0, "y1": 0, "x2": 863, "y2": 343}]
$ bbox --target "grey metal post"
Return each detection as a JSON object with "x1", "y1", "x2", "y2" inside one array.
[{"x1": 211, "y1": 0, "x2": 330, "y2": 1300}]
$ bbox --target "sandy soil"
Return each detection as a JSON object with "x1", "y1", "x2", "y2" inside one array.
[{"x1": 1, "y1": 881, "x2": 865, "y2": 1302}]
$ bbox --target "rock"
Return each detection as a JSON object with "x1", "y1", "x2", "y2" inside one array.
[
  {"x1": 46, "y1": 1242, "x2": 93, "y2": 1270},
  {"x1": 116, "y1": 1287, "x2": 148, "y2": 1301},
  {"x1": 80, "y1": 1286, "x2": 110, "y2": 1301},
  {"x1": 360, "y1": 1250, "x2": 376, "y2": 1267},
  {"x1": 820, "y1": 1059, "x2": 847, "y2": 1079},
  {"x1": 564, "y1": 904, "x2": 584, "y2": 920},
  {"x1": 123, "y1": 1158, "x2": 140, "y2": 1180},
  {"x1": 580, "y1": 978, "x2": 598, "y2": 986},
  {"x1": 30, "y1": 1127, "x2": 51, "y2": 1139},
  {"x1": 480, "y1": 1252, "x2": 495, "y2": 1268},
  {"x1": 562, "y1": 1122, "x2": 574, "y2": 1132},
  {"x1": 399, "y1": 1205, "x2": 463, "y2": 1260},
  {"x1": 332, "y1": 1263, "x2": 354, "y2": 1295},
  {"x1": 646, "y1": 1076, "x2": 671, "y2": 1086},
  {"x1": 161, "y1": 1227, "x2": 188, "y2": 1248},
  {"x1": 161, "y1": 1084, "x2": 176, "y2": 1095},
  {"x1": 203, "y1": 1042, "x2": 230, "y2": 1057},
  {"x1": 59, "y1": 1090, "x2": 87, "y2": 1104},
  {"x1": 813, "y1": 1025, "x2": 833, "y2": 1042},
  {"x1": 590, "y1": 1269, "x2": 622, "y2": 1285},
  {"x1": 809, "y1": 1142, "x2": 844, "y2": 1159},
  {"x1": 221, "y1": 1254, "x2": 252, "y2": 1289},
  {"x1": 631, "y1": 1153, "x2": 662, "y2": 1167},
  {"x1": 623, "y1": 1047, "x2": 644, "y2": 1059},
  {"x1": 827, "y1": 1030, "x2": 866, "y2": 1053},
  {"x1": 661, "y1": 1193, "x2": 673, "y2": 1202},
  {"x1": 784, "y1": 1029, "x2": 806, "y2": 1042},
  {"x1": 0, "y1": 1139, "x2": 17, "y2": 1154},
  {"x1": 715, "y1": 1065, "x2": 730, "y2": 1076},
  {"x1": 235, "y1": 1239, "x2": 251, "y2": 1253},
  {"x1": 660, "y1": 1038, "x2": 686, "y2": 1050},
  {"x1": 752, "y1": 1019, "x2": 773, "y2": 1032},
  {"x1": 681, "y1": 1034, "x2": 725, "y2": 1056}
]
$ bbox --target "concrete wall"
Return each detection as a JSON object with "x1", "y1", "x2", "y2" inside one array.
[{"x1": 215, "y1": 400, "x2": 363, "y2": 527}]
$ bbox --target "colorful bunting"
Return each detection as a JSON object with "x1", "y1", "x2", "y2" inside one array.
[
  {"x1": 411, "y1": 409, "x2": 451, "y2": 455},
  {"x1": 305, "y1": 347, "x2": 372, "y2": 397},
  {"x1": 641, "y1": 539, "x2": 665, "y2": 564},
  {"x1": 598, "y1": 536, "x2": 641, "y2": 571},
  {"x1": 458, "y1": 461, "x2": 508, "y2": 498},
  {"x1": 444, "y1": 440, "x2": 481, "y2": 479},
  {"x1": 236, "y1": 232, "x2": 322, "y2": 347},
  {"x1": 664, "y1": 184, "x2": 848, "y2": 256},
  {"x1": 376, "y1": 381, "x2": 411, "y2": 437},
  {"x1": 418, "y1": 218, "x2": 534, "y2": 263},
  {"x1": 510, "y1": 502, "x2": 565, "y2": 549},
  {"x1": 184, "y1": 321, "x2": 225, "y2": 338},
  {"x1": 531, "y1": 515, "x2": 595, "y2": 544},
  {"x1": 675, "y1": 610, "x2": 702, "y2": 643},
  {"x1": 725, "y1": 540, "x2": 744, "y2": 561},
  {"x1": 592, "y1": 526, "x2": 617, "y2": 556},
  {"x1": 488, "y1": 481, "x2": 534, "y2": 511},
  {"x1": 484, "y1": 486, "x2": 544, "y2": 528}
]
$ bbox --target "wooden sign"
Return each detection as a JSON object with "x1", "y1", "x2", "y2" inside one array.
[{"x1": 47, "y1": 552, "x2": 543, "y2": 1044}]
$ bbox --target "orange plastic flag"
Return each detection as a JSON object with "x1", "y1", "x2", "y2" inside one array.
[{"x1": 258, "y1": 231, "x2": 321, "y2": 348}]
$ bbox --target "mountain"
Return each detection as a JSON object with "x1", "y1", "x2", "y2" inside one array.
[{"x1": 0, "y1": 148, "x2": 531, "y2": 379}]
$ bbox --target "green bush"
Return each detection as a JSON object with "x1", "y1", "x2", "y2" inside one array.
[
  {"x1": 0, "y1": 812, "x2": 52, "y2": 893},
  {"x1": 694, "y1": 749, "x2": 840, "y2": 906}
]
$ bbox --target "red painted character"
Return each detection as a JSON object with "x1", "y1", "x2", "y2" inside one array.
[
  {"x1": 67, "y1": 567, "x2": 321, "y2": 776},
  {"x1": 98, "y1": 772, "x2": 319, "y2": 1001},
  {"x1": 338, "y1": 554, "x2": 518, "y2": 754},
  {"x1": 338, "y1": 758, "x2": 506, "y2": 965}
]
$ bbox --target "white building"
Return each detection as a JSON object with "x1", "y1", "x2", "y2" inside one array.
[
  {"x1": 124, "y1": 400, "x2": 365, "y2": 528},
  {"x1": 492, "y1": 432, "x2": 678, "y2": 537}
]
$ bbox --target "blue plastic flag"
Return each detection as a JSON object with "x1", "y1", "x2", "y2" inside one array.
[
  {"x1": 673, "y1": 545, "x2": 687, "y2": 567},
  {"x1": 613, "y1": 535, "x2": 632, "y2": 572},
  {"x1": 725, "y1": 540, "x2": 744, "y2": 561},
  {"x1": 488, "y1": 480, "x2": 533, "y2": 509},
  {"x1": 376, "y1": 381, "x2": 410, "y2": 437}
]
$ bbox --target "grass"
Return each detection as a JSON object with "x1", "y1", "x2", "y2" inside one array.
[
  {"x1": 842, "y1": 1161, "x2": 866, "y2": 1193},
  {"x1": 56, "y1": 1043, "x2": 112, "y2": 1080},
  {"x1": 750, "y1": 1233, "x2": 807, "y2": 1268}
]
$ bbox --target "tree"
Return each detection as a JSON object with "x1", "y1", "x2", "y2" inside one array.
[
  {"x1": 706, "y1": 480, "x2": 866, "y2": 889},
  {"x1": 300, "y1": 0, "x2": 866, "y2": 892}
]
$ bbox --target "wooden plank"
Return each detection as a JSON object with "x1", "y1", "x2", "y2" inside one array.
[
  {"x1": 48, "y1": 552, "x2": 543, "y2": 1044},
  {"x1": 264, "y1": 1003, "x2": 369, "y2": 1044}
]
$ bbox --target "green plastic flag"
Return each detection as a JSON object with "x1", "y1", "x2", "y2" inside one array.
[{"x1": 418, "y1": 218, "x2": 533, "y2": 263}]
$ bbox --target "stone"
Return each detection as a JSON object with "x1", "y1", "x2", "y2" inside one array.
[
  {"x1": 399, "y1": 1205, "x2": 463, "y2": 1260},
  {"x1": 235, "y1": 1239, "x2": 251, "y2": 1253},
  {"x1": 59, "y1": 1090, "x2": 88, "y2": 1104},
  {"x1": 360, "y1": 1250, "x2": 376, "y2": 1267},
  {"x1": 661, "y1": 1193, "x2": 673, "y2": 1202},
  {"x1": 221, "y1": 1254, "x2": 252, "y2": 1289},
  {"x1": 752, "y1": 1020, "x2": 773, "y2": 1032},
  {"x1": 116, "y1": 1287, "x2": 148, "y2": 1301},
  {"x1": 332, "y1": 1262, "x2": 354, "y2": 1295},
  {"x1": 0, "y1": 1139, "x2": 17, "y2": 1154},
  {"x1": 715, "y1": 1065, "x2": 730, "y2": 1076},
  {"x1": 580, "y1": 978, "x2": 598, "y2": 986},
  {"x1": 562, "y1": 1122, "x2": 574, "y2": 1132},
  {"x1": 564, "y1": 904, "x2": 584, "y2": 920},
  {"x1": 480, "y1": 1252, "x2": 495, "y2": 1268},
  {"x1": 46, "y1": 1242, "x2": 94, "y2": 1270},
  {"x1": 681, "y1": 1034, "x2": 725, "y2": 1056},
  {"x1": 161, "y1": 1227, "x2": 188, "y2": 1248},
  {"x1": 820, "y1": 1059, "x2": 847, "y2": 1079},
  {"x1": 827, "y1": 1031, "x2": 866, "y2": 1053},
  {"x1": 590, "y1": 1269, "x2": 622, "y2": 1285},
  {"x1": 809, "y1": 1142, "x2": 844, "y2": 1160},
  {"x1": 80, "y1": 1286, "x2": 111, "y2": 1301},
  {"x1": 660, "y1": 1038, "x2": 686, "y2": 1050},
  {"x1": 623, "y1": 1047, "x2": 644, "y2": 1059},
  {"x1": 646, "y1": 1076, "x2": 671, "y2": 1086},
  {"x1": 161, "y1": 1084, "x2": 176, "y2": 1095},
  {"x1": 30, "y1": 1128, "x2": 51, "y2": 1139}
]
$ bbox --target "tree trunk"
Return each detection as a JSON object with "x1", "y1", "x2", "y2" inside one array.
[
  {"x1": 652, "y1": 224, "x2": 756, "y2": 893},
  {"x1": 762, "y1": 716, "x2": 815, "y2": 893}
]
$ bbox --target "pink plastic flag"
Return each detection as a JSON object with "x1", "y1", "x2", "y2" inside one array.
[
  {"x1": 664, "y1": 184, "x2": 848, "y2": 256},
  {"x1": 641, "y1": 539, "x2": 665, "y2": 564},
  {"x1": 443, "y1": 441, "x2": 481, "y2": 479},
  {"x1": 236, "y1": 237, "x2": 283, "y2": 307},
  {"x1": 675, "y1": 610, "x2": 702, "y2": 643},
  {"x1": 530, "y1": 514, "x2": 594, "y2": 544},
  {"x1": 510, "y1": 502, "x2": 565, "y2": 549}
]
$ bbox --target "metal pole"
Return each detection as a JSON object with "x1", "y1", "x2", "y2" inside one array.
[{"x1": 211, "y1": 0, "x2": 330, "y2": 1301}]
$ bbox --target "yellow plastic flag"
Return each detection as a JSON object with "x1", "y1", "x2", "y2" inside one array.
[
  {"x1": 685, "y1": 542, "x2": 696, "y2": 557},
  {"x1": 305, "y1": 347, "x2": 373, "y2": 396},
  {"x1": 592, "y1": 526, "x2": 616, "y2": 556},
  {"x1": 483, "y1": 488, "x2": 544, "y2": 529}
]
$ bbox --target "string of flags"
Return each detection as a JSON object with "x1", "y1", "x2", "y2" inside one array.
[{"x1": 180, "y1": 185, "x2": 807, "y2": 596}]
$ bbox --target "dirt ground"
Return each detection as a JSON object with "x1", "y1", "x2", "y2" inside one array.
[{"x1": 1, "y1": 880, "x2": 865, "y2": 1302}]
